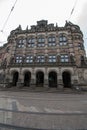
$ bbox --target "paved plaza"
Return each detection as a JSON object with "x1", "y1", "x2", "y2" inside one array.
[{"x1": 0, "y1": 90, "x2": 87, "y2": 129}]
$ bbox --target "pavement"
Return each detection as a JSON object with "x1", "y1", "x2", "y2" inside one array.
[{"x1": 0, "y1": 90, "x2": 87, "y2": 129}]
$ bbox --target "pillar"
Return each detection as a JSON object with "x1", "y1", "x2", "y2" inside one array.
[
  {"x1": 30, "y1": 69, "x2": 36, "y2": 88},
  {"x1": 17, "y1": 68, "x2": 23, "y2": 88},
  {"x1": 58, "y1": 76, "x2": 63, "y2": 89},
  {"x1": 44, "y1": 68, "x2": 49, "y2": 88},
  {"x1": 44, "y1": 74, "x2": 49, "y2": 88}
]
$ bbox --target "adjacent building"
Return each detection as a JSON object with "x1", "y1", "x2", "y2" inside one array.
[{"x1": 0, "y1": 20, "x2": 87, "y2": 90}]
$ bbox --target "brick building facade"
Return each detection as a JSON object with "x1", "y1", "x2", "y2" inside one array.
[{"x1": 0, "y1": 20, "x2": 87, "y2": 90}]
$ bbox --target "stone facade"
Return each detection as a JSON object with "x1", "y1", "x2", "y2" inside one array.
[{"x1": 0, "y1": 20, "x2": 87, "y2": 90}]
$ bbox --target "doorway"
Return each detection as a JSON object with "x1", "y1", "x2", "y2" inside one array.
[
  {"x1": 12, "y1": 71, "x2": 19, "y2": 86},
  {"x1": 36, "y1": 71, "x2": 44, "y2": 87},
  {"x1": 24, "y1": 72, "x2": 31, "y2": 87},
  {"x1": 62, "y1": 71, "x2": 71, "y2": 88},
  {"x1": 49, "y1": 71, "x2": 57, "y2": 87}
]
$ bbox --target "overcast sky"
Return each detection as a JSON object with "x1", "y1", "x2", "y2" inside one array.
[{"x1": 0, "y1": 0, "x2": 87, "y2": 52}]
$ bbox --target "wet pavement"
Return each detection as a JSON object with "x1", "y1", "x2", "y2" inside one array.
[{"x1": 0, "y1": 91, "x2": 87, "y2": 129}]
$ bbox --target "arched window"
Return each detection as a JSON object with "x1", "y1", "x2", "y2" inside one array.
[
  {"x1": 27, "y1": 38, "x2": 35, "y2": 47},
  {"x1": 48, "y1": 36, "x2": 56, "y2": 46},
  {"x1": 59, "y1": 35, "x2": 67, "y2": 46},
  {"x1": 37, "y1": 37, "x2": 45, "y2": 47},
  {"x1": 17, "y1": 39, "x2": 26, "y2": 48}
]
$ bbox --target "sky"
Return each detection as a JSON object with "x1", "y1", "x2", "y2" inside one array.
[{"x1": 0, "y1": 0, "x2": 87, "y2": 52}]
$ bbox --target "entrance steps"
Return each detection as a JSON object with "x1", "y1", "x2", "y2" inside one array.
[{"x1": 0, "y1": 86, "x2": 82, "y2": 94}]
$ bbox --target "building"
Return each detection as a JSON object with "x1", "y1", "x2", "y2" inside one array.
[{"x1": 0, "y1": 20, "x2": 87, "y2": 90}]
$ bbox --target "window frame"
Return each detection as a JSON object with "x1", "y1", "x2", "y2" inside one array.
[
  {"x1": 59, "y1": 35, "x2": 67, "y2": 46},
  {"x1": 48, "y1": 55, "x2": 56, "y2": 62},
  {"x1": 37, "y1": 55, "x2": 45, "y2": 63},
  {"x1": 60, "y1": 54, "x2": 69, "y2": 62},
  {"x1": 25, "y1": 55, "x2": 33, "y2": 63}
]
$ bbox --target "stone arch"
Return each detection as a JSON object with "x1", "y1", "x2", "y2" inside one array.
[
  {"x1": 48, "y1": 71, "x2": 57, "y2": 88},
  {"x1": 10, "y1": 69, "x2": 20, "y2": 75},
  {"x1": 36, "y1": 71, "x2": 44, "y2": 87},
  {"x1": 22, "y1": 69, "x2": 32, "y2": 75},
  {"x1": 62, "y1": 70, "x2": 71, "y2": 88},
  {"x1": 12, "y1": 71, "x2": 19, "y2": 86},
  {"x1": 47, "y1": 68, "x2": 59, "y2": 74}
]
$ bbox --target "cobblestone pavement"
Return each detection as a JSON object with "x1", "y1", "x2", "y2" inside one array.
[{"x1": 0, "y1": 91, "x2": 87, "y2": 129}]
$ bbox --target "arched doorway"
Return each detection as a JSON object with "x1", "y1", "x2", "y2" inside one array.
[
  {"x1": 12, "y1": 71, "x2": 19, "y2": 86},
  {"x1": 24, "y1": 72, "x2": 31, "y2": 87},
  {"x1": 62, "y1": 71, "x2": 71, "y2": 88},
  {"x1": 49, "y1": 72, "x2": 57, "y2": 87},
  {"x1": 36, "y1": 71, "x2": 44, "y2": 87}
]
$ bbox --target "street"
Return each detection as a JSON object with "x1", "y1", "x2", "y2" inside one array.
[{"x1": 0, "y1": 91, "x2": 87, "y2": 129}]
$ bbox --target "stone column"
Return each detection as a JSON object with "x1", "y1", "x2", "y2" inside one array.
[
  {"x1": 72, "y1": 75, "x2": 80, "y2": 90},
  {"x1": 44, "y1": 74, "x2": 49, "y2": 88},
  {"x1": 58, "y1": 75, "x2": 63, "y2": 90},
  {"x1": 57, "y1": 68, "x2": 63, "y2": 90},
  {"x1": 30, "y1": 69, "x2": 36, "y2": 88},
  {"x1": 44, "y1": 68, "x2": 49, "y2": 88},
  {"x1": 72, "y1": 68, "x2": 80, "y2": 90},
  {"x1": 17, "y1": 68, "x2": 23, "y2": 88},
  {"x1": 4, "y1": 69, "x2": 10, "y2": 87}
]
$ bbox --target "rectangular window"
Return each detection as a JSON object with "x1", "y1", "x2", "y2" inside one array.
[
  {"x1": 28, "y1": 43, "x2": 35, "y2": 47},
  {"x1": 48, "y1": 55, "x2": 56, "y2": 62},
  {"x1": 60, "y1": 55, "x2": 69, "y2": 62},
  {"x1": 37, "y1": 55, "x2": 45, "y2": 63},
  {"x1": 37, "y1": 43, "x2": 45, "y2": 47},
  {"x1": 16, "y1": 56, "x2": 22, "y2": 63},
  {"x1": 59, "y1": 42, "x2": 67, "y2": 46},
  {"x1": 26, "y1": 56, "x2": 33, "y2": 63},
  {"x1": 48, "y1": 42, "x2": 56, "y2": 46}
]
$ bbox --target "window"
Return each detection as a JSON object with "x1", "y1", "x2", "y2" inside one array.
[
  {"x1": 16, "y1": 56, "x2": 22, "y2": 63},
  {"x1": 48, "y1": 42, "x2": 56, "y2": 46},
  {"x1": 48, "y1": 55, "x2": 56, "y2": 62},
  {"x1": 38, "y1": 38, "x2": 45, "y2": 43},
  {"x1": 48, "y1": 36, "x2": 56, "y2": 46},
  {"x1": 37, "y1": 43, "x2": 45, "y2": 47},
  {"x1": 37, "y1": 55, "x2": 45, "y2": 63},
  {"x1": 26, "y1": 56, "x2": 33, "y2": 63},
  {"x1": 27, "y1": 38, "x2": 35, "y2": 47},
  {"x1": 37, "y1": 37, "x2": 45, "y2": 47},
  {"x1": 48, "y1": 37, "x2": 55, "y2": 42},
  {"x1": 60, "y1": 55, "x2": 69, "y2": 62},
  {"x1": 59, "y1": 35, "x2": 67, "y2": 46},
  {"x1": 78, "y1": 43, "x2": 84, "y2": 50},
  {"x1": 17, "y1": 39, "x2": 25, "y2": 48}
]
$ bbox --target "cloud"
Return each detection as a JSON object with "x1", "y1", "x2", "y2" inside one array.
[{"x1": 77, "y1": 2, "x2": 87, "y2": 31}]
